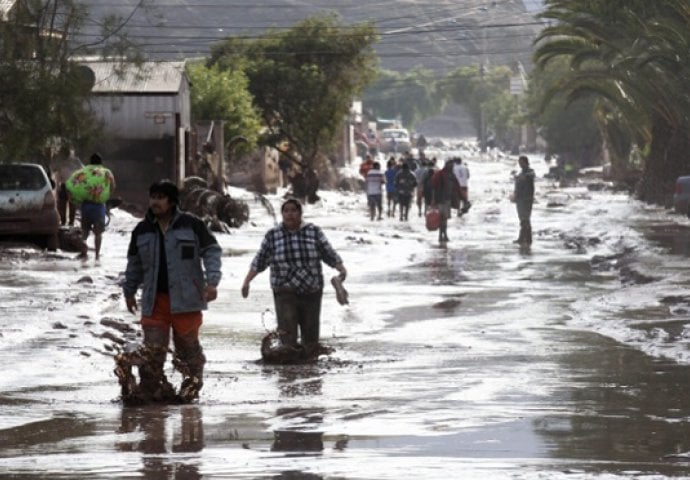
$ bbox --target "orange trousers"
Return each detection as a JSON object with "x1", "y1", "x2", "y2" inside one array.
[{"x1": 141, "y1": 294, "x2": 202, "y2": 337}]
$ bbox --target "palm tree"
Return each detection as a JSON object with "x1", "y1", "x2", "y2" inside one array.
[{"x1": 534, "y1": 0, "x2": 690, "y2": 203}]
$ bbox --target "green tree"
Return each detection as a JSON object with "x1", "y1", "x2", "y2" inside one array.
[
  {"x1": 209, "y1": 13, "x2": 379, "y2": 201},
  {"x1": 363, "y1": 67, "x2": 444, "y2": 128},
  {"x1": 440, "y1": 64, "x2": 517, "y2": 150},
  {"x1": 534, "y1": 0, "x2": 690, "y2": 202},
  {"x1": 186, "y1": 62, "x2": 262, "y2": 153},
  {"x1": 0, "y1": 0, "x2": 146, "y2": 165},
  {"x1": 525, "y1": 56, "x2": 602, "y2": 168}
]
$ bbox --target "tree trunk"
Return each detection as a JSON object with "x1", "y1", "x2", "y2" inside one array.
[
  {"x1": 290, "y1": 168, "x2": 320, "y2": 203},
  {"x1": 637, "y1": 123, "x2": 690, "y2": 206}
]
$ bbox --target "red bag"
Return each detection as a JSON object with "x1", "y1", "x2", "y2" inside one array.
[{"x1": 425, "y1": 207, "x2": 440, "y2": 231}]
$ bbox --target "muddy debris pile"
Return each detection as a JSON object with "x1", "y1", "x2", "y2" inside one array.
[{"x1": 180, "y1": 176, "x2": 249, "y2": 232}]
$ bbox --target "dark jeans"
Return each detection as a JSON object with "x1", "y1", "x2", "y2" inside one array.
[
  {"x1": 58, "y1": 183, "x2": 76, "y2": 226},
  {"x1": 273, "y1": 289, "x2": 323, "y2": 351},
  {"x1": 398, "y1": 193, "x2": 412, "y2": 220},
  {"x1": 516, "y1": 199, "x2": 533, "y2": 244}
]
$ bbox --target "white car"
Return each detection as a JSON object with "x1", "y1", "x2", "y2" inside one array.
[
  {"x1": 380, "y1": 128, "x2": 411, "y2": 153},
  {"x1": 0, "y1": 163, "x2": 60, "y2": 250}
]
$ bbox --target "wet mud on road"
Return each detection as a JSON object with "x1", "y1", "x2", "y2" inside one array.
[{"x1": 4, "y1": 159, "x2": 690, "y2": 478}]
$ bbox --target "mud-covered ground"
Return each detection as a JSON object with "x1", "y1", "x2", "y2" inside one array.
[{"x1": 2, "y1": 150, "x2": 690, "y2": 479}]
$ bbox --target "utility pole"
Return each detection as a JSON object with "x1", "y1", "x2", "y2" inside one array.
[{"x1": 479, "y1": 63, "x2": 487, "y2": 153}]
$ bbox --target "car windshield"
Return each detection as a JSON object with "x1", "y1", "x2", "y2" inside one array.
[
  {"x1": 384, "y1": 131, "x2": 408, "y2": 139},
  {"x1": 0, "y1": 165, "x2": 47, "y2": 191}
]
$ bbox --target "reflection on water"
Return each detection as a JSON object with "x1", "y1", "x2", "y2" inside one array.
[
  {"x1": 535, "y1": 330, "x2": 690, "y2": 474},
  {"x1": 406, "y1": 248, "x2": 469, "y2": 285},
  {"x1": 117, "y1": 406, "x2": 203, "y2": 480},
  {"x1": 272, "y1": 430, "x2": 324, "y2": 452},
  {"x1": 272, "y1": 470, "x2": 323, "y2": 479},
  {"x1": 264, "y1": 364, "x2": 323, "y2": 397}
]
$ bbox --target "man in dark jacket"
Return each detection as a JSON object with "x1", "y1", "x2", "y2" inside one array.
[
  {"x1": 122, "y1": 180, "x2": 222, "y2": 403},
  {"x1": 431, "y1": 160, "x2": 459, "y2": 243},
  {"x1": 512, "y1": 155, "x2": 535, "y2": 245},
  {"x1": 394, "y1": 162, "x2": 417, "y2": 221}
]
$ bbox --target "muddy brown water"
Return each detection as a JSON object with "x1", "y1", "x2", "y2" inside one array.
[
  {"x1": 3, "y1": 170, "x2": 690, "y2": 478},
  {"x1": 3, "y1": 248, "x2": 690, "y2": 479}
]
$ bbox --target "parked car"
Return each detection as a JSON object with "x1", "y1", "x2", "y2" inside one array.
[
  {"x1": 673, "y1": 175, "x2": 690, "y2": 215},
  {"x1": 380, "y1": 128, "x2": 411, "y2": 154},
  {"x1": 0, "y1": 163, "x2": 60, "y2": 250}
]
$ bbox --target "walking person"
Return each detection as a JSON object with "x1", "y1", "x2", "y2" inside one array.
[
  {"x1": 414, "y1": 159, "x2": 429, "y2": 217},
  {"x1": 394, "y1": 162, "x2": 417, "y2": 221},
  {"x1": 50, "y1": 148, "x2": 83, "y2": 226},
  {"x1": 359, "y1": 154, "x2": 374, "y2": 179},
  {"x1": 511, "y1": 155, "x2": 535, "y2": 246},
  {"x1": 68, "y1": 153, "x2": 116, "y2": 260},
  {"x1": 241, "y1": 199, "x2": 347, "y2": 357},
  {"x1": 453, "y1": 157, "x2": 472, "y2": 216},
  {"x1": 384, "y1": 157, "x2": 399, "y2": 218},
  {"x1": 122, "y1": 180, "x2": 222, "y2": 403},
  {"x1": 431, "y1": 160, "x2": 460, "y2": 243},
  {"x1": 422, "y1": 157, "x2": 438, "y2": 217},
  {"x1": 366, "y1": 161, "x2": 385, "y2": 221}
]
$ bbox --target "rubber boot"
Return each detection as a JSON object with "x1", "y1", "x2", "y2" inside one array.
[
  {"x1": 139, "y1": 327, "x2": 176, "y2": 403},
  {"x1": 173, "y1": 333, "x2": 206, "y2": 403},
  {"x1": 524, "y1": 223, "x2": 532, "y2": 245},
  {"x1": 518, "y1": 220, "x2": 532, "y2": 245}
]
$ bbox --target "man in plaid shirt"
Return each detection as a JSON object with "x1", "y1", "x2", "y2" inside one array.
[{"x1": 242, "y1": 199, "x2": 347, "y2": 355}]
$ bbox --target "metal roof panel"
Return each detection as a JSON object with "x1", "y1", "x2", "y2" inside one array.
[{"x1": 84, "y1": 61, "x2": 187, "y2": 94}]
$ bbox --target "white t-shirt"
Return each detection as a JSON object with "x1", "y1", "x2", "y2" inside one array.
[
  {"x1": 366, "y1": 169, "x2": 385, "y2": 195},
  {"x1": 453, "y1": 163, "x2": 469, "y2": 187}
]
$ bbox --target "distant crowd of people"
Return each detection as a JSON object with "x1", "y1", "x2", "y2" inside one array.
[
  {"x1": 358, "y1": 151, "x2": 535, "y2": 246},
  {"x1": 358, "y1": 151, "x2": 473, "y2": 242}
]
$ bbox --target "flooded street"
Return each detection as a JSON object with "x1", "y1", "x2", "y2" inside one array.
[{"x1": 3, "y1": 151, "x2": 690, "y2": 479}]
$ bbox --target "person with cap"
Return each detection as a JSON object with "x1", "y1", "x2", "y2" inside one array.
[
  {"x1": 511, "y1": 155, "x2": 535, "y2": 246},
  {"x1": 121, "y1": 180, "x2": 222, "y2": 403},
  {"x1": 241, "y1": 198, "x2": 347, "y2": 357}
]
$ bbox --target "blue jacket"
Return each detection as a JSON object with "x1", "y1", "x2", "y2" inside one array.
[{"x1": 122, "y1": 207, "x2": 222, "y2": 315}]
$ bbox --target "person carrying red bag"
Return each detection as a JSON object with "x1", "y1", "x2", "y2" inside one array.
[{"x1": 430, "y1": 159, "x2": 460, "y2": 243}]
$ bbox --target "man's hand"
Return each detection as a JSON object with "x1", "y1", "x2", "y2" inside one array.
[
  {"x1": 125, "y1": 296, "x2": 137, "y2": 314},
  {"x1": 241, "y1": 282, "x2": 250, "y2": 298},
  {"x1": 204, "y1": 285, "x2": 218, "y2": 302}
]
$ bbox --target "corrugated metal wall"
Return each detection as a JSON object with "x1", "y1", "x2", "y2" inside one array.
[{"x1": 90, "y1": 95, "x2": 184, "y2": 140}]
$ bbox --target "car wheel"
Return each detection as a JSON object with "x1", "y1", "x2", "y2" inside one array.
[{"x1": 45, "y1": 233, "x2": 59, "y2": 251}]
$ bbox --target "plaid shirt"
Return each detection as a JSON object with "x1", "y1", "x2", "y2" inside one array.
[{"x1": 251, "y1": 222, "x2": 342, "y2": 293}]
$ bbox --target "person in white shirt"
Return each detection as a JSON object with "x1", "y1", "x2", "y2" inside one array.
[
  {"x1": 366, "y1": 161, "x2": 385, "y2": 221},
  {"x1": 453, "y1": 157, "x2": 471, "y2": 216}
]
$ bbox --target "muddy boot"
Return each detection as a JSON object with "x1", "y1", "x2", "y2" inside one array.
[
  {"x1": 139, "y1": 328, "x2": 175, "y2": 403},
  {"x1": 173, "y1": 334, "x2": 206, "y2": 403},
  {"x1": 518, "y1": 220, "x2": 532, "y2": 245}
]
